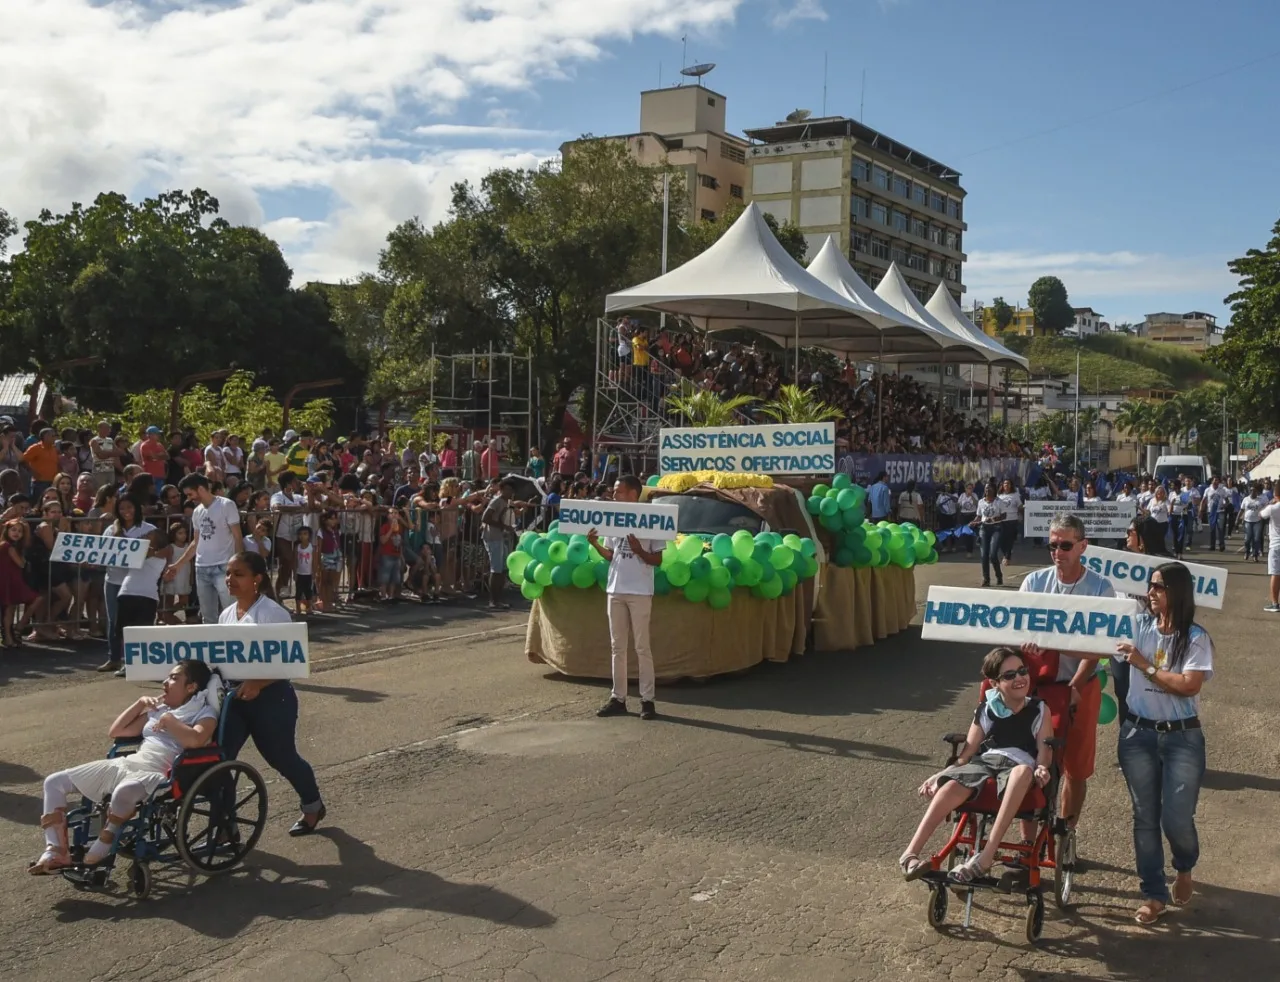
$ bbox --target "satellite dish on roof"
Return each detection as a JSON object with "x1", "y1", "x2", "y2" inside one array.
[
  {"x1": 786, "y1": 109, "x2": 812, "y2": 123},
  {"x1": 680, "y1": 63, "x2": 716, "y2": 84}
]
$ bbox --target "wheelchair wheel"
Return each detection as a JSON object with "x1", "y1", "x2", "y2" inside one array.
[
  {"x1": 176, "y1": 761, "x2": 268, "y2": 875},
  {"x1": 1053, "y1": 829, "x2": 1076, "y2": 910},
  {"x1": 926, "y1": 884, "x2": 948, "y2": 929},
  {"x1": 1025, "y1": 893, "x2": 1045, "y2": 944},
  {"x1": 129, "y1": 861, "x2": 152, "y2": 900}
]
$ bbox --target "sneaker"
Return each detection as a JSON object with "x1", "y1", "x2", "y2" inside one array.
[
  {"x1": 113, "y1": 667, "x2": 126, "y2": 678},
  {"x1": 95, "y1": 660, "x2": 122, "y2": 673},
  {"x1": 640, "y1": 701, "x2": 657, "y2": 720},
  {"x1": 981, "y1": 580, "x2": 990, "y2": 588},
  {"x1": 1265, "y1": 604, "x2": 1280, "y2": 613},
  {"x1": 596, "y1": 698, "x2": 628, "y2": 717}
]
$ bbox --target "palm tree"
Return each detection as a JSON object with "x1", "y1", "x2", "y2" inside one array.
[
  {"x1": 1114, "y1": 400, "x2": 1155, "y2": 443},
  {"x1": 757, "y1": 384, "x2": 843, "y2": 424},
  {"x1": 665, "y1": 385, "x2": 758, "y2": 427}
]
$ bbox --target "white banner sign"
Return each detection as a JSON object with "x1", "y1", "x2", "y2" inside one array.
[
  {"x1": 659, "y1": 423, "x2": 836, "y2": 477},
  {"x1": 1023, "y1": 500, "x2": 1136, "y2": 538},
  {"x1": 1082, "y1": 545, "x2": 1226, "y2": 609},
  {"x1": 123, "y1": 624, "x2": 310, "y2": 681},
  {"x1": 556, "y1": 500, "x2": 681, "y2": 541},
  {"x1": 921, "y1": 585, "x2": 1141, "y2": 654},
  {"x1": 52, "y1": 532, "x2": 149, "y2": 569}
]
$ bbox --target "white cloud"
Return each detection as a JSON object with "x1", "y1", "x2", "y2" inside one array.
[
  {"x1": 0, "y1": 0, "x2": 746, "y2": 282},
  {"x1": 769, "y1": 0, "x2": 828, "y2": 28}
]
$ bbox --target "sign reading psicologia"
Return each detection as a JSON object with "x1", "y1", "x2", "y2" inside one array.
[
  {"x1": 1023, "y1": 500, "x2": 1136, "y2": 539},
  {"x1": 123, "y1": 624, "x2": 310, "y2": 681},
  {"x1": 1082, "y1": 545, "x2": 1226, "y2": 610},
  {"x1": 921, "y1": 586, "x2": 1141, "y2": 654},
  {"x1": 556, "y1": 500, "x2": 681, "y2": 542},
  {"x1": 659, "y1": 423, "x2": 835, "y2": 476},
  {"x1": 52, "y1": 532, "x2": 149, "y2": 570}
]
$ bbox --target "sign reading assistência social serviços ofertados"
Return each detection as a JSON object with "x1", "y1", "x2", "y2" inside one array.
[{"x1": 659, "y1": 423, "x2": 835, "y2": 476}]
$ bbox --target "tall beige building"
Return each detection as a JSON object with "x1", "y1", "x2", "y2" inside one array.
[
  {"x1": 743, "y1": 115, "x2": 967, "y2": 304},
  {"x1": 1141, "y1": 311, "x2": 1223, "y2": 352},
  {"x1": 561, "y1": 85, "x2": 749, "y2": 223}
]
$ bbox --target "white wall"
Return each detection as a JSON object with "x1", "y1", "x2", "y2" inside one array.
[
  {"x1": 756, "y1": 199, "x2": 793, "y2": 226},
  {"x1": 800, "y1": 157, "x2": 842, "y2": 191},
  {"x1": 803, "y1": 232, "x2": 832, "y2": 258},
  {"x1": 751, "y1": 161, "x2": 792, "y2": 195},
  {"x1": 798, "y1": 194, "x2": 842, "y2": 227}
]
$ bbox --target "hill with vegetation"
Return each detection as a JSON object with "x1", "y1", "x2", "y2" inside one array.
[{"x1": 1000, "y1": 332, "x2": 1225, "y2": 393}]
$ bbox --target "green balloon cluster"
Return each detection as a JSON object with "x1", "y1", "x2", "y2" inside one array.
[
  {"x1": 507, "y1": 522, "x2": 820, "y2": 609},
  {"x1": 807, "y1": 476, "x2": 939, "y2": 569}
]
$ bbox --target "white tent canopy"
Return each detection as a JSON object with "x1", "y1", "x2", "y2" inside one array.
[
  {"x1": 805, "y1": 237, "x2": 955, "y2": 355},
  {"x1": 604, "y1": 203, "x2": 886, "y2": 354},
  {"x1": 925, "y1": 283, "x2": 1029, "y2": 371},
  {"x1": 873, "y1": 263, "x2": 989, "y2": 365}
]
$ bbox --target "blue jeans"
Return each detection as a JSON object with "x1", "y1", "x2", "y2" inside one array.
[
  {"x1": 979, "y1": 525, "x2": 1002, "y2": 584},
  {"x1": 195, "y1": 564, "x2": 232, "y2": 624},
  {"x1": 1168, "y1": 515, "x2": 1186, "y2": 555},
  {"x1": 1207, "y1": 512, "x2": 1225, "y2": 550},
  {"x1": 1117, "y1": 721, "x2": 1205, "y2": 903},
  {"x1": 1244, "y1": 521, "x2": 1263, "y2": 559},
  {"x1": 221, "y1": 681, "x2": 322, "y2": 813}
]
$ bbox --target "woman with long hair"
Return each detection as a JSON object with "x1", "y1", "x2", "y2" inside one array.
[
  {"x1": 218, "y1": 551, "x2": 326, "y2": 835},
  {"x1": 111, "y1": 496, "x2": 168, "y2": 676},
  {"x1": 0, "y1": 519, "x2": 43, "y2": 646},
  {"x1": 1114, "y1": 562, "x2": 1213, "y2": 925},
  {"x1": 25, "y1": 499, "x2": 77, "y2": 642},
  {"x1": 996, "y1": 477, "x2": 1022, "y2": 568},
  {"x1": 95, "y1": 494, "x2": 155, "y2": 672}
]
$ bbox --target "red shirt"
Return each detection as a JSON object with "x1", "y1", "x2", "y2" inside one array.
[
  {"x1": 139, "y1": 437, "x2": 167, "y2": 478},
  {"x1": 480, "y1": 447, "x2": 499, "y2": 480},
  {"x1": 553, "y1": 448, "x2": 575, "y2": 476}
]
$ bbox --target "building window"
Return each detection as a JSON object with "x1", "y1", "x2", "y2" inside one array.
[
  {"x1": 873, "y1": 165, "x2": 890, "y2": 190},
  {"x1": 892, "y1": 174, "x2": 910, "y2": 198},
  {"x1": 930, "y1": 191, "x2": 946, "y2": 213},
  {"x1": 699, "y1": 173, "x2": 717, "y2": 189},
  {"x1": 913, "y1": 183, "x2": 927, "y2": 206},
  {"x1": 910, "y1": 217, "x2": 927, "y2": 239},
  {"x1": 707, "y1": 96, "x2": 716, "y2": 107},
  {"x1": 945, "y1": 229, "x2": 959, "y2": 250},
  {"x1": 947, "y1": 198, "x2": 961, "y2": 219},
  {"x1": 729, "y1": 184, "x2": 743, "y2": 199},
  {"x1": 944, "y1": 261, "x2": 959, "y2": 282},
  {"x1": 928, "y1": 224, "x2": 942, "y2": 245},
  {"x1": 850, "y1": 195, "x2": 867, "y2": 218},
  {"x1": 852, "y1": 157, "x2": 870, "y2": 183},
  {"x1": 871, "y1": 202, "x2": 888, "y2": 225},
  {"x1": 867, "y1": 270, "x2": 883, "y2": 287},
  {"x1": 911, "y1": 282, "x2": 932, "y2": 304},
  {"x1": 891, "y1": 210, "x2": 908, "y2": 233},
  {"x1": 701, "y1": 208, "x2": 716, "y2": 221},
  {"x1": 871, "y1": 236, "x2": 891, "y2": 260},
  {"x1": 891, "y1": 245, "x2": 909, "y2": 265},
  {"x1": 929, "y1": 257, "x2": 943, "y2": 276},
  {"x1": 666, "y1": 137, "x2": 684, "y2": 149},
  {"x1": 720, "y1": 142, "x2": 745, "y2": 164},
  {"x1": 908, "y1": 252, "x2": 927, "y2": 272},
  {"x1": 852, "y1": 229, "x2": 869, "y2": 253}
]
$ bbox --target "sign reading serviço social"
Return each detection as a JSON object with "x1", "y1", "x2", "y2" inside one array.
[
  {"x1": 1023, "y1": 500, "x2": 1136, "y2": 539},
  {"x1": 659, "y1": 423, "x2": 836, "y2": 477},
  {"x1": 122, "y1": 624, "x2": 310, "y2": 681},
  {"x1": 556, "y1": 500, "x2": 681, "y2": 542},
  {"x1": 1082, "y1": 545, "x2": 1226, "y2": 610},
  {"x1": 921, "y1": 585, "x2": 1141, "y2": 654},
  {"x1": 52, "y1": 532, "x2": 149, "y2": 569}
]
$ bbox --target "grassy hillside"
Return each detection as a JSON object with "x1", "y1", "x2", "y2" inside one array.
[{"x1": 1000, "y1": 333, "x2": 1224, "y2": 393}]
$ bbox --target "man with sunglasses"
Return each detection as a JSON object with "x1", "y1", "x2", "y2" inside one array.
[{"x1": 1018, "y1": 513, "x2": 1115, "y2": 832}]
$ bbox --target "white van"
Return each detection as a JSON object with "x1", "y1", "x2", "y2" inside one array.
[{"x1": 1153, "y1": 454, "x2": 1214, "y2": 487}]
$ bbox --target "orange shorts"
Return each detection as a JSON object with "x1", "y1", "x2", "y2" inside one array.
[{"x1": 1062, "y1": 674, "x2": 1101, "y2": 781}]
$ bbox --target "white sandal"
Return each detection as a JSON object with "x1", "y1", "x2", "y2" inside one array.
[
  {"x1": 898, "y1": 853, "x2": 930, "y2": 881},
  {"x1": 948, "y1": 855, "x2": 991, "y2": 884}
]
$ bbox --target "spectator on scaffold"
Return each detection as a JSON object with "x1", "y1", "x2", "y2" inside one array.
[{"x1": 553, "y1": 438, "x2": 576, "y2": 481}]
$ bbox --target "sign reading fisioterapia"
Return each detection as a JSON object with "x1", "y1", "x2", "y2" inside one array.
[{"x1": 659, "y1": 423, "x2": 835, "y2": 476}]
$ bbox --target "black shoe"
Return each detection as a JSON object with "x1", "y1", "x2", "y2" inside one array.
[
  {"x1": 596, "y1": 698, "x2": 628, "y2": 717},
  {"x1": 288, "y1": 805, "x2": 326, "y2": 837},
  {"x1": 981, "y1": 580, "x2": 990, "y2": 587},
  {"x1": 996, "y1": 577, "x2": 1004, "y2": 586},
  {"x1": 640, "y1": 701, "x2": 657, "y2": 720}
]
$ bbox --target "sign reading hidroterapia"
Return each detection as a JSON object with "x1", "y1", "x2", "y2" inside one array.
[
  {"x1": 1023, "y1": 500, "x2": 1136, "y2": 538},
  {"x1": 556, "y1": 500, "x2": 681, "y2": 541},
  {"x1": 659, "y1": 423, "x2": 836, "y2": 476}
]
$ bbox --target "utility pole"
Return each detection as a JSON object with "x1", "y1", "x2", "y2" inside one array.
[
  {"x1": 1073, "y1": 348, "x2": 1081, "y2": 471},
  {"x1": 659, "y1": 171, "x2": 670, "y2": 331}
]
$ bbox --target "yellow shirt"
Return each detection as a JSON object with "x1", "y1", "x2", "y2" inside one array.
[
  {"x1": 264, "y1": 452, "x2": 287, "y2": 483},
  {"x1": 631, "y1": 335, "x2": 650, "y2": 368}
]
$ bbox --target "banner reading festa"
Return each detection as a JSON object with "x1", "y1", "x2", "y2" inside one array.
[
  {"x1": 659, "y1": 423, "x2": 835, "y2": 477},
  {"x1": 837, "y1": 452, "x2": 1042, "y2": 493}
]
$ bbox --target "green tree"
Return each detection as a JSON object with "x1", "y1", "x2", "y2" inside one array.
[
  {"x1": 0, "y1": 190, "x2": 358, "y2": 408},
  {"x1": 758, "y1": 384, "x2": 842, "y2": 424},
  {"x1": 0, "y1": 207, "x2": 14, "y2": 256},
  {"x1": 991, "y1": 296, "x2": 1014, "y2": 332},
  {"x1": 1208, "y1": 218, "x2": 1280, "y2": 429},
  {"x1": 1027, "y1": 276, "x2": 1074, "y2": 335},
  {"x1": 680, "y1": 199, "x2": 808, "y2": 265}
]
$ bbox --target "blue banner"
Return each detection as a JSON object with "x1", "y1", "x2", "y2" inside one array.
[{"x1": 837, "y1": 453, "x2": 1041, "y2": 493}]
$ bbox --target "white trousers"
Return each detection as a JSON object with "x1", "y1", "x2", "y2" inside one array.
[{"x1": 607, "y1": 593, "x2": 654, "y2": 702}]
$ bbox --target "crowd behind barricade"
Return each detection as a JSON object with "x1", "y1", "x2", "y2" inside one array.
[
  {"x1": 613, "y1": 316, "x2": 1036, "y2": 459},
  {"x1": 0, "y1": 414, "x2": 569, "y2": 665}
]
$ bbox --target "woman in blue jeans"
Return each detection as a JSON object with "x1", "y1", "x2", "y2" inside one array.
[
  {"x1": 972, "y1": 482, "x2": 1003, "y2": 587},
  {"x1": 1114, "y1": 561, "x2": 1213, "y2": 925},
  {"x1": 218, "y1": 550, "x2": 326, "y2": 836}
]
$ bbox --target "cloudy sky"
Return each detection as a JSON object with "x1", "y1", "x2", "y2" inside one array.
[{"x1": 4, "y1": 0, "x2": 1278, "y2": 324}]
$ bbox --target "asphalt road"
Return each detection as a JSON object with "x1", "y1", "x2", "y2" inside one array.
[{"x1": 1, "y1": 537, "x2": 1276, "y2": 982}]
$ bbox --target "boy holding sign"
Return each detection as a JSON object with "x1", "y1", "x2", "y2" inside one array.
[{"x1": 588, "y1": 477, "x2": 663, "y2": 721}]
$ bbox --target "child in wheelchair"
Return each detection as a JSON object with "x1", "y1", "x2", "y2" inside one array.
[
  {"x1": 31, "y1": 660, "x2": 218, "y2": 874},
  {"x1": 899, "y1": 646, "x2": 1054, "y2": 884}
]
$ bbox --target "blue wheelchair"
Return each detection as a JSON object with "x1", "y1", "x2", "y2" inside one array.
[{"x1": 60, "y1": 679, "x2": 268, "y2": 900}]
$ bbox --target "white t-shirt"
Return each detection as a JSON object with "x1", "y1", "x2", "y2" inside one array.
[
  {"x1": 92, "y1": 436, "x2": 117, "y2": 475},
  {"x1": 1241, "y1": 495, "x2": 1265, "y2": 524},
  {"x1": 295, "y1": 542, "x2": 315, "y2": 576},
  {"x1": 936, "y1": 492, "x2": 957, "y2": 516},
  {"x1": 1147, "y1": 498, "x2": 1169, "y2": 522},
  {"x1": 1027, "y1": 486, "x2": 1051, "y2": 501},
  {"x1": 974, "y1": 498, "x2": 1002, "y2": 525},
  {"x1": 104, "y1": 522, "x2": 156, "y2": 587},
  {"x1": 218, "y1": 594, "x2": 294, "y2": 625},
  {"x1": 129, "y1": 697, "x2": 219, "y2": 773},
  {"x1": 204, "y1": 443, "x2": 226, "y2": 476},
  {"x1": 605, "y1": 536, "x2": 657, "y2": 596},
  {"x1": 1203, "y1": 485, "x2": 1231, "y2": 513},
  {"x1": 997, "y1": 490, "x2": 1022, "y2": 521},
  {"x1": 120, "y1": 551, "x2": 166, "y2": 602},
  {"x1": 1120, "y1": 614, "x2": 1214, "y2": 721},
  {"x1": 245, "y1": 536, "x2": 273, "y2": 558},
  {"x1": 1137, "y1": 490, "x2": 1154, "y2": 510},
  {"x1": 1262, "y1": 501, "x2": 1280, "y2": 544},
  {"x1": 193, "y1": 496, "x2": 241, "y2": 567},
  {"x1": 957, "y1": 492, "x2": 978, "y2": 514},
  {"x1": 270, "y1": 490, "x2": 305, "y2": 542},
  {"x1": 898, "y1": 491, "x2": 923, "y2": 521},
  {"x1": 1020, "y1": 566, "x2": 1116, "y2": 682}
]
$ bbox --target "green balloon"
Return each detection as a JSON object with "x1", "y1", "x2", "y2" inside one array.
[
  {"x1": 549, "y1": 531, "x2": 570, "y2": 546},
  {"x1": 548, "y1": 540, "x2": 569, "y2": 565},
  {"x1": 914, "y1": 540, "x2": 931, "y2": 560},
  {"x1": 863, "y1": 530, "x2": 882, "y2": 551},
  {"x1": 835, "y1": 548, "x2": 854, "y2": 567},
  {"x1": 521, "y1": 581, "x2": 544, "y2": 601},
  {"x1": 782, "y1": 533, "x2": 803, "y2": 552},
  {"x1": 518, "y1": 532, "x2": 538, "y2": 554},
  {"x1": 667, "y1": 561, "x2": 691, "y2": 587},
  {"x1": 723, "y1": 557, "x2": 742, "y2": 579},
  {"x1": 594, "y1": 562, "x2": 608, "y2": 587},
  {"x1": 684, "y1": 579, "x2": 710, "y2": 603},
  {"x1": 712, "y1": 533, "x2": 735, "y2": 558},
  {"x1": 547, "y1": 520, "x2": 560, "y2": 534},
  {"x1": 819, "y1": 496, "x2": 839, "y2": 517},
  {"x1": 770, "y1": 545, "x2": 795, "y2": 570},
  {"x1": 678, "y1": 536, "x2": 704, "y2": 563},
  {"x1": 531, "y1": 538, "x2": 552, "y2": 563},
  {"x1": 731, "y1": 530, "x2": 755, "y2": 561},
  {"x1": 924, "y1": 548, "x2": 939, "y2": 565},
  {"x1": 852, "y1": 546, "x2": 872, "y2": 567},
  {"x1": 566, "y1": 541, "x2": 589, "y2": 565},
  {"x1": 1098, "y1": 693, "x2": 1119, "y2": 725},
  {"x1": 802, "y1": 555, "x2": 819, "y2": 578},
  {"x1": 752, "y1": 541, "x2": 773, "y2": 566},
  {"x1": 832, "y1": 473, "x2": 852, "y2": 491},
  {"x1": 1098, "y1": 668, "x2": 1109, "y2": 692},
  {"x1": 661, "y1": 542, "x2": 680, "y2": 567},
  {"x1": 534, "y1": 563, "x2": 553, "y2": 586},
  {"x1": 800, "y1": 538, "x2": 817, "y2": 559},
  {"x1": 707, "y1": 586, "x2": 732, "y2": 609},
  {"x1": 653, "y1": 567, "x2": 671, "y2": 595},
  {"x1": 689, "y1": 556, "x2": 711, "y2": 580},
  {"x1": 646, "y1": 474, "x2": 660, "y2": 486},
  {"x1": 759, "y1": 575, "x2": 783, "y2": 599},
  {"x1": 806, "y1": 496, "x2": 823, "y2": 515},
  {"x1": 759, "y1": 561, "x2": 777, "y2": 582},
  {"x1": 738, "y1": 558, "x2": 763, "y2": 586},
  {"x1": 780, "y1": 568, "x2": 798, "y2": 591},
  {"x1": 551, "y1": 564, "x2": 573, "y2": 588},
  {"x1": 812, "y1": 483, "x2": 831, "y2": 498},
  {"x1": 572, "y1": 563, "x2": 596, "y2": 588},
  {"x1": 924, "y1": 530, "x2": 937, "y2": 546},
  {"x1": 524, "y1": 560, "x2": 541, "y2": 583},
  {"x1": 708, "y1": 566, "x2": 731, "y2": 589},
  {"x1": 507, "y1": 551, "x2": 531, "y2": 578},
  {"x1": 836, "y1": 488, "x2": 858, "y2": 511},
  {"x1": 841, "y1": 508, "x2": 864, "y2": 531}
]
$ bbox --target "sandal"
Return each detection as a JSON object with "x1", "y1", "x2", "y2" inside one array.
[
  {"x1": 1135, "y1": 900, "x2": 1167, "y2": 925},
  {"x1": 898, "y1": 853, "x2": 930, "y2": 881},
  {"x1": 1173, "y1": 875, "x2": 1194, "y2": 907},
  {"x1": 27, "y1": 849, "x2": 71, "y2": 875},
  {"x1": 948, "y1": 855, "x2": 991, "y2": 885}
]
